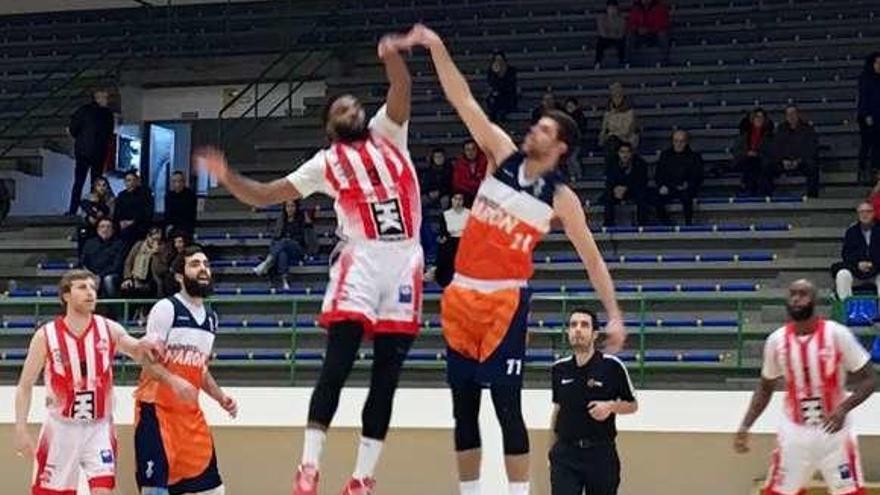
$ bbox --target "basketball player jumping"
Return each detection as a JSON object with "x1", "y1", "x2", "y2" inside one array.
[
  {"x1": 197, "y1": 35, "x2": 421, "y2": 495},
  {"x1": 14, "y1": 269, "x2": 160, "y2": 495},
  {"x1": 402, "y1": 24, "x2": 626, "y2": 495},
  {"x1": 735, "y1": 279, "x2": 876, "y2": 495}
]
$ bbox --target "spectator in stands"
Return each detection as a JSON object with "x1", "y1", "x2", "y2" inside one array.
[
  {"x1": 858, "y1": 52, "x2": 880, "y2": 183},
  {"x1": 0, "y1": 179, "x2": 9, "y2": 226},
  {"x1": 253, "y1": 200, "x2": 317, "y2": 290},
  {"x1": 120, "y1": 226, "x2": 164, "y2": 299},
  {"x1": 604, "y1": 142, "x2": 649, "y2": 226},
  {"x1": 436, "y1": 192, "x2": 469, "y2": 288},
  {"x1": 595, "y1": 0, "x2": 627, "y2": 66},
  {"x1": 832, "y1": 201, "x2": 880, "y2": 300},
  {"x1": 452, "y1": 138, "x2": 488, "y2": 206},
  {"x1": 531, "y1": 91, "x2": 559, "y2": 124},
  {"x1": 420, "y1": 147, "x2": 453, "y2": 209},
  {"x1": 157, "y1": 229, "x2": 189, "y2": 297},
  {"x1": 114, "y1": 170, "x2": 154, "y2": 247},
  {"x1": 771, "y1": 105, "x2": 820, "y2": 198},
  {"x1": 598, "y1": 82, "x2": 639, "y2": 153},
  {"x1": 163, "y1": 170, "x2": 197, "y2": 236},
  {"x1": 76, "y1": 176, "x2": 115, "y2": 256},
  {"x1": 486, "y1": 51, "x2": 518, "y2": 124},
  {"x1": 653, "y1": 130, "x2": 703, "y2": 225},
  {"x1": 625, "y1": 0, "x2": 671, "y2": 64},
  {"x1": 732, "y1": 108, "x2": 774, "y2": 196},
  {"x1": 562, "y1": 97, "x2": 590, "y2": 180},
  {"x1": 67, "y1": 88, "x2": 114, "y2": 215},
  {"x1": 80, "y1": 218, "x2": 126, "y2": 297}
]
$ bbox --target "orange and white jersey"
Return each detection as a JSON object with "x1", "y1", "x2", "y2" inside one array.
[
  {"x1": 135, "y1": 293, "x2": 217, "y2": 411},
  {"x1": 286, "y1": 105, "x2": 421, "y2": 244},
  {"x1": 454, "y1": 151, "x2": 561, "y2": 284},
  {"x1": 762, "y1": 319, "x2": 870, "y2": 427}
]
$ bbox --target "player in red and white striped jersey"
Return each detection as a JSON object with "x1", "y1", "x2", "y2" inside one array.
[
  {"x1": 14, "y1": 269, "x2": 159, "y2": 495},
  {"x1": 735, "y1": 279, "x2": 876, "y2": 495},
  {"x1": 196, "y1": 34, "x2": 420, "y2": 495}
]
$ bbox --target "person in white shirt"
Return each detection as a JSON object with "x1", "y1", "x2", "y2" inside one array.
[{"x1": 436, "y1": 193, "x2": 470, "y2": 286}]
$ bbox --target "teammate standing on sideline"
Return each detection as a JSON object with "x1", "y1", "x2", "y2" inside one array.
[
  {"x1": 196, "y1": 34, "x2": 420, "y2": 495},
  {"x1": 735, "y1": 279, "x2": 876, "y2": 495},
  {"x1": 402, "y1": 24, "x2": 626, "y2": 495},
  {"x1": 134, "y1": 246, "x2": 237, "y2": 495},
  {"x1": 14, "y1": 269, "x2": 160, "y2": 495}
]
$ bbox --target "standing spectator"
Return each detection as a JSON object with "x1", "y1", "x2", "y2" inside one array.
[
  {"x1": 435, "y1": 192, "x2": 469, "y2": 288},
  {"x1": 653, "y1": 130, "x2": 703, "y2": 225},
  {"x1": 771, "y1": 105, "x2": 820, "y2": 198},
  {"x1": 531, "y1": 91, "x2": 560, "y2": 124},
  {"x1": 80, "y1": 218, "x2": 126, "y2": 297},
  {"x1": 598, "y1": 82, "x2": 639, "y2": 153},
  {"x1": 419, "y1": 147, "x2": 453, "y2": 209},
  {"x1": 595, "y1": 0, "x2": 627, "y2": 66},
  {"x1": 858, "y1": 52, "x2": 880, "y2": 183},
  {"x1": 163, "y1": 170, "x2": 198, "y2": 236},
  {"x1": 120, "y1": 226, "x2": 164, "y2": 299},
  {"x1": 486, "y1": 51, "x2": 518, "y2": 124},
  {"x1": 114, "y1": 170, "x2": 153, "y2": 247},
  {"x1": 732, "y1": 108, "x2": 774, "y2": 196},
  {"x1": 625, "y1": 0, "x2": 671, "y2": 64},
  {"x1": 253, "y1": 200, "x2": 317, "y2": 290},
  {"x1": 76, "y1": 175, "x2": 115, "y2": 256},
  {"x1": 67, "y1": 88, "x2": 114, "y2": 215},
  {"x1": 832, "y1": 201, "x2": 880, "y2": 300},
  {"x1": 452, "y1": 139, "x2": 488, "y2": 205},
  {"x1": 562, "y1": 97, "x2": 590, "y2": 180},
  {"x1": 0, "y1": 179, "x2": 9, "y2": 225},
  {"x1": 604, "y1": 142, "x2": 649, "y2": 226}
]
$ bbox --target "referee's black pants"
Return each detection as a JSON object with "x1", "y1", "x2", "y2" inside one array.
[{"x1": 549, "y1": 441, "x2": 620, "y2": 495}]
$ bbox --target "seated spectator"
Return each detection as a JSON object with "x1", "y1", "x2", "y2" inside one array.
[
  {"x1": 562, "y1": 97, "x2": 590, "y2": 180},
  {"x1": 436, "y1": 193, "x2": 469, "y2": 287},
  {"x1": 120, "y1": 226, "x2": 164, "y2": 299},
  {"x1": 253, "y1": 200, "x2": 317, "y2": 290},
  {"x1": 531, "y1": 91, "x2": 559, "y2": 124},
  {"x1": 80, "y1": 218, "x2": 126, "y2": 297},
  {"x1": 603, "y1": 142, "x2": 649, "y2": 226},
  {"x1": 596, "y1": 0, "x2": 627, "y2": 66},
  {"x1": 832, "y1": 201, "x2": 880, "y2": 300},
  {"x1": 164, "y1": 170, "x2": 197, "y2": 236},
  {"x1": 653, "y1": 130, "x2": 703, "y2": 225},
  {"x1": 625, "y1": 0, "x2": 671, "y2": 64},
  {"x1": 158, "y1": 229, "x2": 189, "y2": 297},
  {"x1": 486, "y1": 51, "x2": 518, "y2": 124},
  {"x1": 76, "y1": 175, "x2": 115, "y2": 256},
  {"x1": 770, "y1": 105, "x2": 820, "y2": 197},
  {"x1": 452, "y1": 139, "x2": 488, "y2": 206},
  {"x1": 858, "y1": 52, "x2": 880, "y2": 182},
  {"x1": 419, "y1": 147, "x2": 453, "y2": 209},
  {"x1": 598, "y1": 82, "x2": 639, "y2": 153},
  {"x1": 114, "y1": 170, "x2": 154, "y2": 247},
  {"x1": 732, "y1": 108, "x2": 774, "y2": 196}
]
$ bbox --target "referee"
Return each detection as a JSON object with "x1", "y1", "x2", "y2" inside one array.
[{"x1": 549, "y1": 307, "x2": 638, "y2": 495}]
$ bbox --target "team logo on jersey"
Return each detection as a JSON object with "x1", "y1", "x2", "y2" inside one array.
[
  {"x1": 587, "y1": 378, "x2": 604, "y2": 388},
  {"x1": 370, "y1": 198, "x2": 405, "y2": 239},
  {"x1": 799, "y1": 397, "x2": 825, "y2": 427},
  {"x1": 470, "y1": 197, "x2": 520, "y2": 234},
  {"x1": 72, "y1": 391, "x2": 96, "y2": 420},
  {"x1": 100, "y1": 449, "x2": 114, "y2": 464},
  {"x1": 145, "y1": 460, "x2": 155, "y2": 479},
  {"x1": 398, "y1": 285, "x2": 413, "y2": 303}
]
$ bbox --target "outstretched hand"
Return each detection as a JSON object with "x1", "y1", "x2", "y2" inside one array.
[
  {"x1": 402, "y1": 23, "x2": 442, "y2": 50},
  {"x1": 193, "y1": 146, "x2": 230, "y2": 184}
]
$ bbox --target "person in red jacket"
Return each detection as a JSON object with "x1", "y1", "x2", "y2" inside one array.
[
  {"x1": 452, "y1": 139, "x2": 488, "y2": 206},
  {"x1": 626, "y1": 0, "x2": 670, "y2": 64}
]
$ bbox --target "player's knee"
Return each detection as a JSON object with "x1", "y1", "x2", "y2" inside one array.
[
  {"x1": 493, "y1": 391, "x2": 529, "y2": 455},
  {"x1": 452, "y1": 400, "x2": 481, "y2": 451}
]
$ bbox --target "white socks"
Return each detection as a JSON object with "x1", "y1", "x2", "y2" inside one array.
[
  {"x1": 301, "y1": 428, "x2": 326, "y2": 468},
  {"x1": 509, "y1": 481, "x2": 530, "y2": 495},
  {"x1": 459, "y1": 480, "x2": 481, "y2": 495},
  {"x1": 352, "y1": 436, "x2": 384, "y2": 479}
]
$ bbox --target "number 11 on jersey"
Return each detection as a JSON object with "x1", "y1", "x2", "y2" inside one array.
[{"x1": 506, "y1": 359, "x2": 523, "y2": 376}]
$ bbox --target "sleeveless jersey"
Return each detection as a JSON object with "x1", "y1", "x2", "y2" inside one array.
[{"x1": 43, "y1": 316, "x2": 115, "y2": 421}]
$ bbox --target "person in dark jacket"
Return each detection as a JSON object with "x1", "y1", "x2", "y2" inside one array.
[
  {"x1": 163, "y1": 171, "x2": 197, "y2": 236},
  {"x1": 771, "y1": 105, "x2": 820, "y2": 197},
  {"x1": 653, "y1": 130, "x2": 703, "y2": 225},
  {"x1": 76, "y1": 176, "x2": 115, "y2": 256},
  {"x1": 562, "y1": 97, "x2": 591, "y2": 180},
  {"x1": 80, "y1": 217, "x2": 126, "y2": 297},
  {"x1": 113, "y1": 170, "x2": 153, "y2": 247},
  {"x1": 0, "y1": 179, "x2": 9, "y2": 225},
  {"x1": 67, "y1": 88, "x2": 114, "y2": 215},
  {"x1": 604, "y1": 142, "x2": 649, "y2": 226},
  {"x1": 732, "y1": 108, "x2": 774, "y2": 196},
  {"x1": 419, "y1": 147, "x2": 453, "y2": 209},
  {"x1": 486, "y1": 51, "x2": 518, "y2": 123},
  {"x1": 858, "y1": 52, "x2": 880, "y2": 182},
  {"x1": 832, "y1": 201, "x2": 880, "y2": 300},
  {"x1": 253, "y1": 200, "x2": 317, "y2": 290}
]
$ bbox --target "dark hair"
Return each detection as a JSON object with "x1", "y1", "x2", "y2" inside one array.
[
  {"x1": 491, "y1": 50, "x2": 507, "y2": 63},
  {"x1": 863, "y1": 51, "x2": 880, "y2": 75},
  {"x1": 543, "y1": 109, "x2": 581, "y2": 153},
  {"x1": 563, "y1": 96, "x2": 580, "y2": 107},
  {"x1": 124, "y1": 169, "x2": 138, "y2": 179},
  {"x1": 606, "y1": 0, "x2": 619, "y2": 6},
  {"x1": 96, "y1": 217, "x2": 113, "y2": 228},
  {"x1": 322, "y1": 93, "x2": 359, "y2": 128},
  {"x1": 172, "y1": 245, "x2": 205, "y2": 275},
  {"x1": 431, "y1": 147, "x2": 446, "y2": 155},
  {"x1": 618, "y1": 141, "x2": 633, "y2": 151},
  {"x1": 463, "y1": 138, "x2": 478, "y2": 147},
  {"x1": 171, "y1": 171, "x2": 185, "y2": 177},
  {"x1": 169, "y1": 228, "x2": 189, "y2": 243},
  {"x1": 568, "y1": 307, "x2": 599, "y2": 330}
]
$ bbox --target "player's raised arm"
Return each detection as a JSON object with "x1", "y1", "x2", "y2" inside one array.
[
  {"x1": 378, "y1": 34, "x2": 412, "y2": 126},
  {"x1": 194, "y1": 146, "x2": 301, "y2": 207},
  {"x1": 14, "y1": 329, "x2": 47, "y2": 456},
  {"x1": 406, "y1": 24, "x2": 516, "y2": 171},
  {"x1": 553, "y1": 185, "x2": 626, "y2": 352}
]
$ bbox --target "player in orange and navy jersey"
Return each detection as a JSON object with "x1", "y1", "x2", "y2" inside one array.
[{"x1": 404, "y1": 25, "x2": 626, "y2": 495}]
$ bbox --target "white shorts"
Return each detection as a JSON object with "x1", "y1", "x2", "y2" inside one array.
[
  {"x1": 319, "y1": 240, "x2": 423, "y2": 335},
  {"x1": 764, "y1": 419, "x2": 865, "y2": 495},
  {"x1": 32, "y1": 415, "x2": 116, "y2": 494}
]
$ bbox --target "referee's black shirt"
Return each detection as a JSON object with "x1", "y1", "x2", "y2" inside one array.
[{"x1": 551, "y1": 352, "x2": 636, "y2": 443}]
